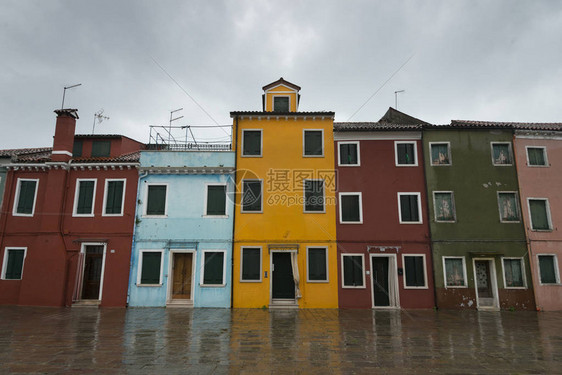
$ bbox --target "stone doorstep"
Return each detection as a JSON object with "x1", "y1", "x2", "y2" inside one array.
[
  {"x1": 72, "y1": 300, "x2": 101, "y2": 308},
  {"x1": 269, "y1": 299, "x2": 298, "y2": 309},
  {"x1": 166, "y1": 300, "x2": 194, "y2": 308}
]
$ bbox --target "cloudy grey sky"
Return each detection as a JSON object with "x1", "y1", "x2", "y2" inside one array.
[{"x1": 1, "y1": 1, "x2": 561, "y2": 149}]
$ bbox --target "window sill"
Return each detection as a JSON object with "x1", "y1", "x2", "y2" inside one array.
[
  {"x1": 504, "y1": 286, "x2": 527, "y2": 290},
  {"x1": 72, "y1": 214, "x2": 95, "y2": 218},
  {"x1": 527, "y1": 164, "x2": 549, "y2": 168},
  {"x1": 340, "y1": 221, "x2": 363, "y2": 224},
  {"x1": 102, "y1": 213, "x2": 124, "y2": 217},
  {"x1": 142, "y1": 215, "x2": 168, "y2": 218},
  {"x1": 435, "y1": 220, "x2": 456, "y2": 223},
  {"x1": 12, "y1": 213, "x2": 34, "y2": 217},
  {"x1": 342, "y1": 285, "x2": 366, "y2": 289},
  {"x1": 199, "y1": 284, "x2": 226, "y2": 288},
  {"x1": 1, "y1": 278, "x2": 22, "y2": 281},
  {"x1": 303, "y1": 155, "x2": 325, "y2": 158},
  {"x1": 338, "y1": 163, "x2": 360, "y2": 167},
  {"x1": 431, "y1": 164, "x2": 452, "y2": 167},
  {"x1": 500, "y1": 220, "x2": 521, "y2": 224},
  {"x1": 202, "y1": 215, "x2": 229, "y2": 219},
  {"x1": 492, "y1": 164, "x2": 513, "y2": 167},
  {"x1": 399, "y1": 221, "x2": 423, "y2": 225},
  {"x1": 240, "y1": 279, "x2": 262, "y2": 283},
  {"x1": 395, "y1": 164, "x2": 418, "y2": 167},
  {"x1": 241, "y1": 154, "x2": 263, "y2": 158},
  {"x1": 304, "y1": 210, "x2": 326, "y2": 214},
  {"x1": 531, "y1": 229, "x2": 553, "y2": 232},
  {"x1": 241, "y1": 210, "x2": 263, "y2": 214},
  {"x1": 539, "y1": 283, "x2": 562, "y2": 286},
  {"x1": 136, "y1": 283, "x2": 162, "y2": 287},
  {"x1": 403, "y1": 286, "x2": 428, "y2": 290},
  {"x1": 307, "y1": 280, "x2": 329, "y2": 283},
  {"x1": 444, "y1": 285, "x2": 468, "y2": 289}
]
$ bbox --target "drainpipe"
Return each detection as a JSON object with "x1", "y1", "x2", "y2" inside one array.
[
  {"x1": 230, "y1": 116, "x2": 238, "y2": 309},
  {"x1": 127, "y1": 170, "x2": 148, "y2": 306},
  {"x1": 60, "y1": 161, "x2": 71, "y2": 306},
  {"x1": 0, "y1": 170, "x2": 17, "y2": 268}
]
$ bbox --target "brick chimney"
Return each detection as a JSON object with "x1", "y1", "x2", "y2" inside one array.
[{"x1": 52, "y1": 109, "x2": 79, "y2": 162}]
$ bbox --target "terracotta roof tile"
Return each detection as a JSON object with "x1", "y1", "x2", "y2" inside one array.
[
  {"x1": 448, "y1": 120, "x2": 562, "y2": 130},
  {"x1": 71, "y1": 150, "x2": 140, "y2": 163},
  {"x1": 334, "y1": 122, "x2": 422, "y2": 131}
]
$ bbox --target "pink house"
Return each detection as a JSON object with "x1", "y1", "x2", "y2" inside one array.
[{"x1": 513, "y1": 124, "x2": 562, "y2": 311}]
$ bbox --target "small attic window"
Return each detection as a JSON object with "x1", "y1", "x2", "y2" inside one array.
[
  {"x1": 273, "y1": 97, "x2": 290, "y2": 112},
  {"x1": 72, "y1": 141, "x2": 83, "y2": 157},
  {"x1": 92, "y1": 141, "x2": 111, "y2": 157}
]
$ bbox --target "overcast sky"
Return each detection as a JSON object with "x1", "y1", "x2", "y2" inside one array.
[{"x1": 1, "y1": 1, "x2": 561, "y2": 149}]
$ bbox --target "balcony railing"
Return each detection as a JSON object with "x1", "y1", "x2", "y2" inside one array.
[{"x1": 146, "y1": 143, "x2": 232, "y2": 151}]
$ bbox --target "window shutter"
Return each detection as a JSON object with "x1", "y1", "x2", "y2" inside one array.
[
  {"x1": 305, "y1": 180, "x2": 324, "y2": 212},
  {"x1": 530, "y1": 200, "x2": 549, "y2": 230},
  {"x1": 72, "y1": 141, "x2": 83, "y2": 157},
  {"x1": 539, "y1": 256, "x2": 556, "y2": 284},
  {"x1": 243, "y1": 131, "x2": 261, "y2": 156},
  {"x1": 342, "y1": 195, "x2": 360, "y2": 222},
  {"x1": 405, "y1": 256, "x2": 424, "y2": 287},
  {"x1": 91, "y1": 141, "x2": 111, "y2": 157},
  {"x1": 400, "y1": 195, "x2": 418, "y2": 221},
  {"x1": 203, "y1": 252, "x2": 224, "y2": 284},
  {"x1": 77, "y1": 181, "x2": 94, "y2": 214},
  {"x1": 5, "y1": 250, "x2": 25, "y2": 279},
  {"x1": 17, "y1": 180, "x2": 37, "y2": 214},
  {"x1": 147, "y1": 186, "x2": 166, "y2": 215},
  {"x1": 305, "y1": 131, "x2": 323, "y2": 156},
  {"x1": 207, "y1": 186, "x2": 226, "y2": 215},
  {"x1": 343, "y1": 256, "x2": 362, "y2": 287},
  {"x1": 398, "y1": 144, "x2": 414, "y2": 164},
  {"x1": 243, "y1": 181, "x2": 262, "y2": 211},
  {"x1": 105, "y1": 181, "x2": 124, "y2": 214},
  {"x1": 242, "y1": 248, "x2": 260, "y2": 280},
  {"x1": 341, "y1": 143, "x2": 358, "y2": 164},
  {"x1": 273, "y1": 97, "x2": 289, "y2": 112},
  {"x1": 308, "y1": 248, "x2": 326, "y2": 281},
  {"x1": 140, "y1": 252, "x2": 161, "y2": 284}
]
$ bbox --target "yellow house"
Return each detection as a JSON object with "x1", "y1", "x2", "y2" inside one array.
[{"x1": 231, "y1": 78, "x2": 338, "y2": 308}]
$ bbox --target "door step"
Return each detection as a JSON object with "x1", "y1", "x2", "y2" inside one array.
[
  {"x1": 166, "y1": 300, "x2": 194, "y2": 308},
  {"x1": 269, "y1": 299, "x2": 298, "y2": 309},
  {"x1": 72, "y1": 300, "x2": 100, "y2": 308}
]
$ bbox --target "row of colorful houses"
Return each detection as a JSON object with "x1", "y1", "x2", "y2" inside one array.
[{"x1": 0, "y1": 79, "x2": 561, "y2": 311}]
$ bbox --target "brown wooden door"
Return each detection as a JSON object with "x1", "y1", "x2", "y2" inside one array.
[
  {"x1": 172, "y1": 253, "x2": 193, "y2": 300},
  {"x1": 81, "y1": 245, "x2": 104, "y2": 300}
]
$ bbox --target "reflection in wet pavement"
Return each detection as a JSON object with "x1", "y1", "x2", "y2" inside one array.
[{"x1": 0, "y1": 306, "x2": 560, "y2": 373}]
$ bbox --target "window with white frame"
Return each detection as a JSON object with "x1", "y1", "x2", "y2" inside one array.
[
  {"x1": 206, "y1": 184, "x2": 227, "y2": 216},
  {"x1": 497, "y1": 192, "x2": 520, "y2": 222},
  {"x1": 338, "y1": 142, "x2": 360, "y2": 166},
  {"x1": 103, "y1": 179, "x2": 125, "y2": 216},
  {"x1": 491, "y1": 142, "x2": 513, "y2": 165},
  {"x1": 430, "y1": 142, "x2": 451, "y2": 166},
  {"x1": 398, "y1": 193, "x2": 422, "y2": 223},
  {"x1": 339, "y1": 193, "x2": 362, "y2": 223},
  {"x1": 1, "y1": 247, "x2": 26, "y2": 280},
  {"x1": 403, "y1": 255, "x2": 427, "y2": 288},
  {"x1": 528, "y1": 198, "x2": 552, "y2": 231},
  {"x1": 303, "y1": 130, "x2": 324, "y2": 157},
  {"x1": 307, "y1": 247, "x2": 328, "y2": 282},
  {"x1": 202, "y1": 251, "x2": 225, "y2": 286},
  {"x1": 433, "y1": 191, "x2": 456, "y2": 222},
  {"x1": 241, "y1": 247, "x2": 261, "y2": 282},
  {"x1": 395, "y1": 141, "x2": 417, "y2": 166},
  {"x1": 526, "y1": 146, "x2": 548, "y2": 167},
  {"x1": 242, "y1": 130, "x2": 262, "y2": 157},
  {"x1": 538, "y1": 255, "x2": 559, "y2": 284},
  {"x1": 443, "y1": 257, "x2": 467, "y2": 287},
  {"x1": 145, "y1": 184, "x2": 167, "y2": 216},
  {"x1": 502, "y1": 257, "x2": 526, "y2": 288},
  {"x1": 73, "y1": 179, "x2": 96, "y2": 216},
  {"x1": 304, "y1": 180, "x2": 325, "y2": 213},
  {"x1": 342, "y1": 254, "x2": 365, "y2": 288},
  {"x1": 138, "y1": 250, "x2": 163, "y2": 285},
  {"x1": 242, "y1": 180, "x2": 262, "y2": 212},
  {"x1": 273, "y1": 96, "x2": 290, "y2": 112},
  {"x1": 13, "y1": 178, "x2": 38, "y2": 216}
]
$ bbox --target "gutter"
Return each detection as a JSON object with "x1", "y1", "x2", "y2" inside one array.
[{"x1": 230, "y1": 116, "x2": 239, "y2": 309}]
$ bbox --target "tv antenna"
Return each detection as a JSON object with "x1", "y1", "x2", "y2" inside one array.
[
  {"x1": 169, "y1": 108, "x2": 184, "y2": 144},
  {"x1": 61, "y1": 83, "x2": 82, "y2": 109},
  {"x1": 92, "y1": 109, "x2": 110, "y2": 134},
  {"x1": 394, "y1": 90, "x2": 405, "y2": 110}
]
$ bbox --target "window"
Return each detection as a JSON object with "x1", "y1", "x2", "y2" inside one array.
[
  {"x1": 338, "y1": 141, "x2": 360, "y2": 166},
  {"x1": 307, "y1": 247, "x2": 328, "y2": 282},
  {"x1": 528, "y1": 198, "x2": 552, "y2": 231},
  {"x1": 72, "y1": 141, "x2": 83, "y2": 157},
  {"x1": 538, "y1": 255, "x2": 559, "y2": 284},
  {"x1": 430, "y1": 142, "x2": 451, "y2": 166},
  {"x1": 73, "y1": 179, "x2": 96, "y2": 216},
  {"x1": 433, "y1": 192, "x2": 455, "y2": 222},
  {"x1": 443, "y1": 257, "x2": 467, "y2": 287},
  {"x1": 13, "y1": 179, "x2": 38, "y2": 216},
  {"x1": 398, "y1": 193, "x2": 422, "y2": 223},
  {"x1": 339, "y1": 193, "x2": 362, "y2": 223},
  {"x1": 241, "y1": 247, "x2": 261, "y2": 282},
  {"x1": 202, "y1": 251, "x2": 225, "y2": 285},
  {"x1": 1, "y1": 248, "x2": 26, "y2": 280},
  {"x1": 403, "y1": 255, "x2": 427, "y2": 288},
  {"x1": 502, "y1": 258, "x2": 526, "y2": 288},
  {"x1": 395, "y1": 141, "x2": 417, "y2": 166},
  {"x1": 103, "y1": 179, "x2": 125, "y2": 216},
  {"x1": 303, "y1": 130, "x2": 324, "y2": 157},
  {"x1": 304, "y1": 180, "x2": 324, "y2": 213},
  {"x1": 273, "y1": 96, "x2": 290, "y2": 112},
  {"x1": 138, "y1": 251, "x2": 163, "y2": 285},
  {"x1": 491, "y1": 142, "x2": 512, "y2": 165},
  {"x1": 242, "y1": 180, "x2": 262, "y2": 212},
  {"x1": 497, "y1": 192, "x2": 520, "y2": 222},
  {"x1": 242, "y1": 130, "x2": 262, "y2": 157},
  {"x1": 145, "y1": 184, "x2": 167, "y2": 216},
  {"x1": 206, "y1": 185, "x2": 227, "y2": 216},
  {"x1": 526, "y1": 146, "x2": 548, "y2": 167},
  {"x1": 342, "y1": 254, "x2": 364, "y2": 288},
  {"x1": 91, "y1": 141, "x2": 111, "y2": 157}
]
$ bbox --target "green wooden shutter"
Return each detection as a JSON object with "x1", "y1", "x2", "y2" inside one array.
[
  {"x1": 308, "y1": 248, "x2": 327, "y2": 281},
  {"x1": 305, "y1": 131, "x2": 323, "y2": 156},
  {"x1": 147, "y1": 185, "x2": 167, "y2": 215},
  {"x1": 405, "y1": 256, "x2": 425, "y2": 287},
  {"x1": 91, "y1": 141, "x2": 111, "y2": 157},
  {"x1": 72, "y1": 141, "x2": 83, "y2": 157},
  {"x1": 341, "y1": 195, "x2": 360, "y2": 222},
  {"x1": 105, "y1": 181, "x2": 124, "y2": 214},
  {"x1": 305, "y1": 180, "x2": 324, "y2": 212},
  {"x1": 76, "y1": 181, "x2": 95, "y2": 214},
  {"x1": 5, "y1": 249, "x2": 25, "y2": 279},
  {"x1": 343, "y1": 256, "x2": 363, "y2": 287},
  {"x1": 398, "y1": 143, "x2": 415, "y2": 164},
  {"x1": 273, "y1": 97, "x2": 289, "y2": 112},
  {"x1": 140, "y1": 252, "x2": 161, "y2": 284},
  {"x1": 243, "y1": 131, "x2": 261, "y2": 156},
  {"x1": 340, "y1": 143, "x2": 358, "y2": 164},
  {"x1": 243, "y1": 181, "x2": 262, "y2": 211},
  {"x1": 207, "y1": 185, "x2": 226, "y2": 215},
  {"x1": 17, "y1": 180, "x2": 37, "y2": 214},
  {"x1": 539, "y1": 256, "x2": 556, "y2": 284},
  {"x1": 203, "y1": 252, "x2": 224, "y2": 284},
  {"x1": 400, "y1": 195, "x2": 419, "y2": 222},
  {"x1": 242, "y1": 248, "x2": 260, "y2": 280},
  {"x1": 530, "y1": 200, "x2": 549, "y2": 230}
]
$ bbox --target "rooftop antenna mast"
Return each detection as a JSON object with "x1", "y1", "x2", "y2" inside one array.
[
  {"x1": 61, "y1": 83, "x2": 82, "y2": 109},
  {"x1": 92, "y1": 109, "x2": 110, "y2": 134},
  {"x1": 169, "y1": 108, "x2": 183, "y2": 144},
  {"x1": 394, "y1": 90, "x2": 405, "y2": 110}
]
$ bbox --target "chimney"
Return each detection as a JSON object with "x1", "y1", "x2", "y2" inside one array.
[{"x1": 52, "y1": 109, "x2": 79, "y2": 162}]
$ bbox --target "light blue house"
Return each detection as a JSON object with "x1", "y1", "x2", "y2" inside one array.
[{"x1": 128, "y1": 148, "x2": 235, "y2": 308}]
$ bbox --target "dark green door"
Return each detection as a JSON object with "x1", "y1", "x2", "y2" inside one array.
[
  {"x1": 372, "y1": 257, "x2": 390, "y2": 307},
  {"x1": 272, "y1": 253, "x2": 294, "y2": 299}
]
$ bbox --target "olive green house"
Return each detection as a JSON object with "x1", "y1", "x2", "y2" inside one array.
[{"x1": 422, "y1": 122, "x2": 535, "y2": 310}]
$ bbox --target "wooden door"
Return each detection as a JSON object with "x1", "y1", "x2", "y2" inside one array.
[
  {"x1": 475, "y1": 260, "x2": 493, "y2": 298},
  {"x1": 172, "y1": 253, "x2": 193, "y2": 300},
  {"x1": 272, "y1": 252, "x2": 295, "y2": 299},
  {"x1": 372, "y1": 257, "x2": 390, "y2": 307},
  {"x1": 81, "y1": 245, "x2": 104, "y2": 300}
]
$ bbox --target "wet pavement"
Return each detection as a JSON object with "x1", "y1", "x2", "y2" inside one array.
[{"x1": 0, "y1": 307, "x2": 561, "y2": 374}]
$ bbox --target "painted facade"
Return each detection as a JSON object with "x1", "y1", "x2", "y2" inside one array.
[
  {"x1": 513, "y1": 125, "x2": 562, "y2": 311},
  {"x1": 334, "y1": 121, "x2": 435, "y2": 309},
  {"x1": 128, "y1": 150, "x2": 235, "y2": 308},
  {"x1": 231, "y1": 78, "x2": 338, "y2": 308},
  {"x1": 0, "y1": 109, "x2": 143, "y2": 307},
  {"x1": 423, "y1": 124, "x2": 535, "y2": 310}
]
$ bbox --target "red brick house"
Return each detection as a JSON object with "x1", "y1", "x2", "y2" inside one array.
[{"x1": 0, "y1": 109, "x2": 144, "y2": 307}]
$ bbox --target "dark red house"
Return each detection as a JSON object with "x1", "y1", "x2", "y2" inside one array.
[
  {"x1": 334, "y1": 109, "x2": 435, "y2": 309},
  {"x1": 0, "y1": 109, "x2": 144, "y2": 307}
]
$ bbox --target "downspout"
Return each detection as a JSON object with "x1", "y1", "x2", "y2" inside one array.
[
  {"x1": 0, "y1": 170, "x2": 18, "y2": 267},
  {"x1": 127, "y1": 170, "x2": 148, "y2": 306},
  {"x1": 230, "y1": 116, "x2": 239, "y2": 309},
  {"x1": 60, "y1": 161, "x2": 72, "y2": 306}
]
